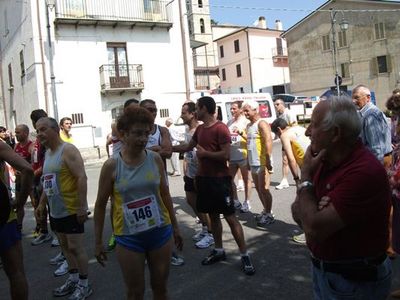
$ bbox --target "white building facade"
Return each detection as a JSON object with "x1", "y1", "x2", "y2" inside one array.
[
  {"x1": 0, "y1": 0, "x2": 194, "y2": 147},
  {"x1": 215, "y1": 20, "x2": 290, "y2": 95}
]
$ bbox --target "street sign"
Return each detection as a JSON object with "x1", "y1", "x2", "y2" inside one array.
[{"x1": 334, "y1": 75, "x2": 342, "y2": 86}]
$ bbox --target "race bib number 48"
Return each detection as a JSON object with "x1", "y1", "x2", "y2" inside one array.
[{"x1": 123, "y1": 195, "x2": 162, "y2": 234}]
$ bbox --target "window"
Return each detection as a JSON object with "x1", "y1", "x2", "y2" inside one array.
[
  {"x1": 276, "y1": 38, "x2": 283, "y2": 55},
  {"x1": 8, "y1": 63, "x2": 13, "y2": 88},
  {"x1": 322, "y1": 35, "x2": 331, "y2": 51},
  {"x1": 236, "y1": 64, "x2": 242, "y2": 77},
  {"x1": 377, "y1": 55, "x2": 388, "y2": 73},
  {"x1": 374, "y1": 23, "x2": 385, "y2": 40},
  {"x1": 340, "y1": 62, "x2": 350, "y2": 78},
  {"x1": 72, "y1": 113, "x2": 84, "y2": 124},
  {"x1": 107, "y1": 42, "x2": 129, "y2": 88},
  {"x1": 219, "y1": 45, "x2": 224, "y2": 58},
  {"x1": 338, "y1": 31, "x2": 347, "y2": 48},
  {"x1": 240, "y1": 87, "x2": 244, "y2": 93},
  {"x1": 234, "y1": 39, "x2": 240, "y2": 53},
  {"x1": 198, "y1": 0, "x2": 203, "y2": 8},
  {"x1": 222, "y1": 68, "x2": 226, "y2": 81},
  {"x1": 200, "y1": 18, "x2": 205, "y2": 34},
  {"x1": 20, "y1": 50, "x2": 25, "y2": 77},
  {"x1": 159, "y1": 108, "x2": 169, "y2": 118}
]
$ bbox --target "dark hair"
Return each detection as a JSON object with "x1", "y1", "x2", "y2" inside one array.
[
  {"x1": 59, "y1": 117, "x2": 72, "y2": 127},
  {"x1": 37, "y1": 117, "x2": 60, "y2": 131},
  {"x1": 117, "y1": 107, "x2": 153, "y2": 132},
  {"x1": 124, "y1": 98, "x2": 139, "y2": 108},
  {"x1": 271, "y1": 118, "x2": 288, "y2": 134},
  {"x1": 140, "y1": 99, "x2": 156, "y2": 107},
  {"x1": 197, "y1": 96, "x2": 216, "y2": 114},
  {"x1": 232, "y1": 101, "x2": 243, "y2": 108},
  {"x1": 386, "y1": 93, "x2": 400, "y2": 113},
  {"x1": 183, "y1": 102, "x2": 196, "y2": 113},
  {"x1": 30, "y1": 109, "x2": 48, "y2": 123},
  {"x1": 0, "y1": 126, "x2": 6, "y2": 132}
]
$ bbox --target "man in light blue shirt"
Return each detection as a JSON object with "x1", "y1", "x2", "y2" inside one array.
[{"x1": 352, "y1": 84, "x2": 392, "y2": 166}]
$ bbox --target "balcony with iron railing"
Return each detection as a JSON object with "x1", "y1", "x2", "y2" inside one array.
[
  {"x1": 272, "y1": 47, "x2": 288, "y2": 58},
  {"x1": 54, "y1": 0, "x2": 172, "y2": 29},
  {"x1": 99, "y1": 64, "x2": 144, "y2": 94}
]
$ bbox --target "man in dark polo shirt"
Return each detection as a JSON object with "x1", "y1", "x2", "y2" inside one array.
[
  {"x1": 292, "y1": 96, "x2": 391, "y2": 299},
  {"x1": 176, "y1": 96, "x2": 255, "y2": 275}
]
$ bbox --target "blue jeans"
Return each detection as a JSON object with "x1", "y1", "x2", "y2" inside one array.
[{"x1": 312, "y1": 257, "x2": 392, "y2": 300}]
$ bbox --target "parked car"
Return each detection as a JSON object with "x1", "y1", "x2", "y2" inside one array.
[{"x1": 272, "y1": 94, "x2": 309, "y2": 104}]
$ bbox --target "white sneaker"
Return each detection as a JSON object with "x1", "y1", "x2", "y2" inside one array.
[
  {"x1": 275, "y1": 179, "x2": 289, "y2": 190},
  {"x1": 192, "y1": 230, "x2": 207, "y2": 242},
  {"x1": 68, "y1": 284, "x2": 93, "y2": 300},
  {"x1": 195, "y1": 234, "x2": 215, "y2": 249},
  {"x1": 51, "y1": 237, "x2": 60, "y2": 247},
  {"x1": 31, "y1": 233, "x2": 52, "y2": 246},
  {"x1": 257, "y1": 213, "x2": 275, "y2": 226},
  {"x1": 233, "y1": 199, "x2": 242, "y2": 210},
  {"x1": 54, "y1": 260, "x2": 69, "y2": 277},
  {"x1": 49, "y1": 252, "x2": 65, "y2": 265},
  {"x1": 240, "y1": 201, "x2": 251, "y2": 213}
]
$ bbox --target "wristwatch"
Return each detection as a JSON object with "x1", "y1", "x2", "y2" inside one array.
[{"x1": 297, "y1": 181, "x2": 313, "y2": 194}]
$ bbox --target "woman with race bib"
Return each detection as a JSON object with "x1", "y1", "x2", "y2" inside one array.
[{"x1": 94, "y1": 106, "x2": 183, "y2": 300}]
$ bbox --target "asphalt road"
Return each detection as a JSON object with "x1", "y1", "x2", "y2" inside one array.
[{"x1": 1, "y1": 141, "x2": 399, "y2": 299}]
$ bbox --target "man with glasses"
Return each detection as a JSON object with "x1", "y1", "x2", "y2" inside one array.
[{"x1": 352, "y1": 85, "x2": 391, "y2": 167}]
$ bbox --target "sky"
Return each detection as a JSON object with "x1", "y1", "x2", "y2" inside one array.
[{"x1": 210, "y1": 0, "x2": 328, "y2": 30}]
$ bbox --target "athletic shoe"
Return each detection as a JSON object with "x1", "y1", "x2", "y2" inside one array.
[
  {"x1": 241, "y1": 255, "x2": 256, "y2": 276},
  {"x1": 52, "y1": 237, "x2": 60, "y2": 247},
  {"x1": 171, "y1": 253, "x2": 185, "y2": 266},
  {"x1": 53, "y1": 278, "x2": 77, "y2": 297},
  {"x1": 68, "y1": 284, "x2": 93, "y2": 300},
  {"x1": 293, "y1": 233, "x2": 306, "y2": 244},
  {"x1": 240, "y1": 201, "x2": 251, "y2": 213},
  {"x1": 31, "y1": 233, "x2": 52, "y2": 246},
  {"x1": 257, "y1": 213, "x2": 275, "y2": 226},
  {"x1": 195, "y1": 234, "x2": 214, "y2": 249},
  {"x1": 192, "y1": 230, "x2": 207, "y2": 242},
  {"x1": 106, "y1": 234, "x2": 116, "y2": 252},
  {"x1": 54, "y1": 260, "x2": 69, "y2": 277},
  {"x1": 233, "y1": 199, "x2": 242, "y2": 210},
  {"x1": 236, "y1": 184, "x2": 244, "y2": 192},
  {"x1": 32, "y1": 228, "x2": 40, "y2": 238},
  {"x1": 201, "y1": 249, "x2": 226, "y2": 265},
  {"x1": 49, "y1": 252, "x2": 65, "y2": 265},
  {"x1": 275, "y1": 179, "x2": 289, "y2": 190}
]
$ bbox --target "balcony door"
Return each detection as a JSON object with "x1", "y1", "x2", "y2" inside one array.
[{"x1": 107, "y1": 43, "x2": 129, "y2": 88}]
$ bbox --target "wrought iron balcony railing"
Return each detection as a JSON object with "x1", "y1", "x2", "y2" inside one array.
[
  {"x1": 54, "y1": 0, "x2": 172, "y2": 27},
  {"x1": 272, "y1": 47, "x2": 288, "y2": 57},
  {"x1": 99, "y1": 64, "x2": 144, "y2": 93}
]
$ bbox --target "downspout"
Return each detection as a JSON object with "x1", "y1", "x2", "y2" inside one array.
[
  {"x1": 245, "y1": 29, "x2": 254, "y2": 93},
  {"x1": 36, "y1": 0, "x2": 49, "y2": 113},
  {"x1": 177, "y1": 0, "x2": 190, "y2": 100},
  {"x1": 0, "y1": 52, "x2": 8, "y2": 128}
]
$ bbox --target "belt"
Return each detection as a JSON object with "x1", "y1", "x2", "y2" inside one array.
[
  {"x1": 311, "y1": 254, "x2": 387, "y2": 281},
  {"x1": 384, "y1": 152, "x2": 393, "y2": 157}
]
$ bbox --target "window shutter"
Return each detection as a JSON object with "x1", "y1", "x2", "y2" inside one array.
[
  {"x1": 387, "y1": 55, "x2": 392, "y2": 73},
  {"x1": 370, "y1": 57, "x2": 378, "y2": 77}
]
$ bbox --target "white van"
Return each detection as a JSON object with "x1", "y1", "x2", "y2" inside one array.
[{"x1": 211, "y1": 93, "x2": 276, "y2": 124}]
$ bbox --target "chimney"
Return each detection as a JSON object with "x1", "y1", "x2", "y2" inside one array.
[
  {"x1": 257, "y1": 16, "x2": 267, "y2": 29},
  {"x1": 275, "y1": 19, "x2": 283, "y2": 31}
]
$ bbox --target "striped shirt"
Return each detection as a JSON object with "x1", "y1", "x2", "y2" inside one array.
[{"x1": 359, "y1": 102, "x2": 392, "y2": 163}]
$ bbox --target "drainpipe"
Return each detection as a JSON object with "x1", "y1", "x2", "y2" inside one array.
[
  {"x1": 177, "y1": 0, "x2": 190, "y2": 100},
  {"x1": 45, "y1": 2, "x2": 59, "y2": 121},
  {"x1": 0, "y1": 52, "x2": 7, "y2": 128},
  {"x1": 245, "y1": 29, "x2": 254, "y2": 93},
  {"x1": 36, "y1": 0, "x2": 49, "y2": 113}
]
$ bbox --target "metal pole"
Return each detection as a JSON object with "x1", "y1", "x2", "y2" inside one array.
[
  {"x1": 45, "y1": 2, "x2": 59, "y2": 121},
  {"x1": 330, "y1": 9, "x2": 340, "y2": 96}
]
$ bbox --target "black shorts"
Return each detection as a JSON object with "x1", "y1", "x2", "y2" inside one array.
[
  {"x1": 195, "y1": 176, "x2": 235, "y2": 215},
  {"x1": 50, "y1": 214, "x2": 84, "y2": 234},
  {"x1": 184, "y1": 176, "x2": 196, "y2": 192}
]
